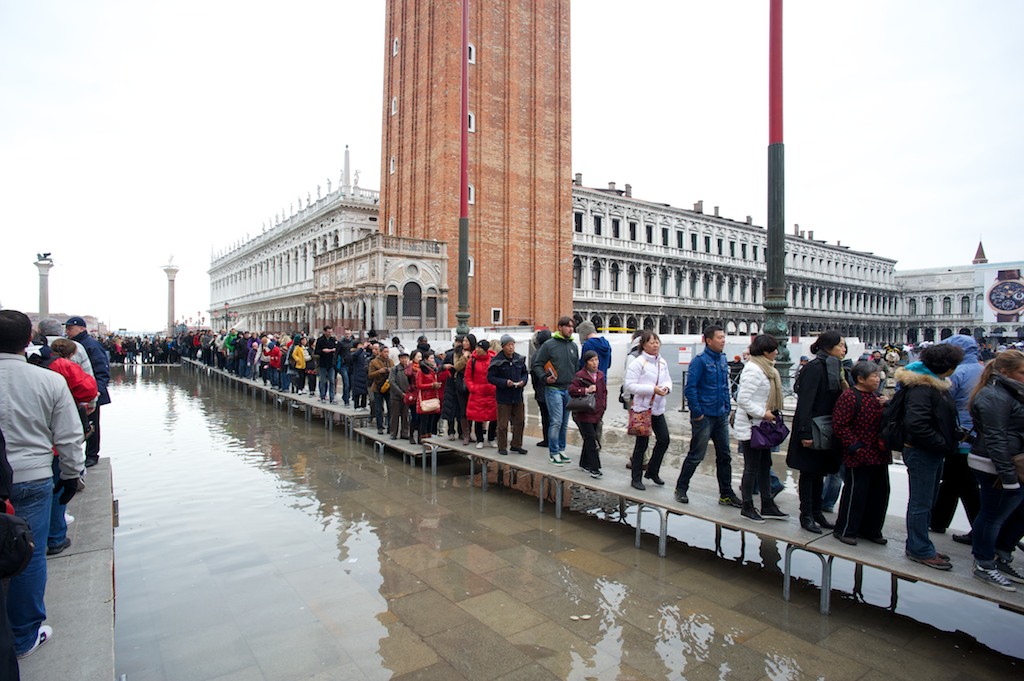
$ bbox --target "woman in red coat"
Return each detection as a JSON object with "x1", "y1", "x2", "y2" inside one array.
[
  {"x1": 415, "y1": 351, "x2": 448, "y2": 442},
  {"x1": 464, "y1": 341, "x2": 498, "y2": 448}
]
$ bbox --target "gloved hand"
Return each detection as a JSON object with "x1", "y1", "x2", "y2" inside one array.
[{"x1": 54, "y1": 478, "x2": 78, "y2": 505}]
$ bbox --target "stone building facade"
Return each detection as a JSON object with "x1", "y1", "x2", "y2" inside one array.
[
  {"x1": 896, "y1": 244, "x2": 1024, "y2": 343},
  {"x1": 311, "y1": 232, "x2": 449, "y2": 333},
  {"x1": 570, "y1": 179, "x2": 900, "y2": 345},
  {"x1": 379, "y1": 0, "x2": 573, "y2": 328},
  {"x1": 207, "y1": 162, "x2": 380, "y2": 334}
]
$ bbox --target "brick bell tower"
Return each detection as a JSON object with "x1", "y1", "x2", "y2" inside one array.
[{"x1": 379, "y1": 0, "x2": 573, "y2": 329}]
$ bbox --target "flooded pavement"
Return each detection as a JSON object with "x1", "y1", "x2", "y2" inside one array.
[{"x1": 108, "y1": 366, "x2": 1021, "y2": 680}]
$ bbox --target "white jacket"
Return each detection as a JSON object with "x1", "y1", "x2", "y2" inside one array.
[
  {"x1": 734, "y1": 362, "x2": 771, "y2": 441},
  {"x1": 624, "y1": 351, "x2": 672, "y2": 416}
]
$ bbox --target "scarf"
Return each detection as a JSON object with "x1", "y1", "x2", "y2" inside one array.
[
  {"x1": 749, "y1": 355, "x2": 783, "y2": 412},
  {"x1": 815, "y1": 350, "x2": 849, "y2": 392}
]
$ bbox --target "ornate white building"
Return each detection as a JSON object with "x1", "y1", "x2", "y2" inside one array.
[
  {"x1": 207, "y1": 149, "x2": 380, "y2": 333},
  {"x1": 311, "y1": 233, "x2": 449, "y2": 332},
  {"x1": 570, "y1": 177, "x2": 900, "y2": 344},
  {"x1": 210, "y1": 169, "x2": 1018, "y2": 348}
]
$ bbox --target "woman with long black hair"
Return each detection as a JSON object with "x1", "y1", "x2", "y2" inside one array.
[{"x1": 787, "y1": 330, "x2": 846, "y2": 533}]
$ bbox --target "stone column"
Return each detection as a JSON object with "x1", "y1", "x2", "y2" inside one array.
[
  {"x1": 163, "y1": 263, "x2": 179, "y2": 337},
  {"x1": 34, "y1": 257, "x2": 54, "y2": 316}
]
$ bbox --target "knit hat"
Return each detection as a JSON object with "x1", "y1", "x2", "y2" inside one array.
[
  {"x1": 500, "y1": 334, "x2": 515, "y2": 346},
  {"x1": 576, "y1": 321, "x2": 596, "y2": 338}
]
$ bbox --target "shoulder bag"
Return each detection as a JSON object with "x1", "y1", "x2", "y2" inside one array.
[{"x1": 627, "y1": 360, "x2": 659, "y2": 437}]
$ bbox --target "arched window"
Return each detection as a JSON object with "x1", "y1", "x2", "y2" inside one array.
[
  {"x1": 591, "y1": 261, "x2": 602, "y2": 290},
  {"x1": 961, "y1": 295, "x2": 971, "y2": 315},
  {"x1": 628, "y1": 265, "x2": 638, "y2": 293},
  {"x1": 908, "y1": 298, "x2": 918, "y2": 316},
  {"x1": 644, "y1": 266, "x2": 654, "y2": 294},
  {"x1": 402, "y1": 282, "x2": 422, "y2": 319},
  {"x1": 573, "y1": 258, "x2": 583, "y2": 289},
  {"x1": 942, "y1": 297, "x2": 952, "y2": 315},
  {"x1": 925, "y1": 297, "x2": 934, "y2": 315},
  {"x1": 467, "y1": 43, "x2": 476, "y2": 63},
  {"x1": 610, "y1": 262, "x2": 620, "y2": 291}
]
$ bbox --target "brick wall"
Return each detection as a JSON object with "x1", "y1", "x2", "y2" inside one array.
[{"x1": 380, "y1": 0, "x2": 572, "y2": 329}]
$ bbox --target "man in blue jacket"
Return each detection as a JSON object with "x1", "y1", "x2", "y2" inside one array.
[
  {"x1": 931, "y1": 334, "x2": 983, "y2": 542},
  {"x1": 674, "y1": 325, "x2": 741, "y2": 506},
  {"x1": 488, "y1": 335, "x2": 530, "y2": 456},
  {"x1": 65, "y1": 316, "x2": 110, "y2": 468}
]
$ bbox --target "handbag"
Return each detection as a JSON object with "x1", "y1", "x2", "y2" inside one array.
[
  {"x1": 567, "y1": 392, "x2": 596, "y2": 413},
  {"x1": 404, "y1": 389, "x2": 417, "y2": 406},
  {"x1": 627, "y1": 409, "x2": 652, "y2": 437},
  {"x1": 810, "y1": 414, "x2": 835, "y2": 450},
  {"x1": 0, "y1": 512, "x2": 34, "y2": 579},
  {"x1": 419, "y1": 396, "x2": 441, "y2": 413},
  {"x1": 380, "y1": 379, "x2": 390, "y2": 394},
  {"x1": 626, "y1": 358, "x2": 660, "y2": 437},
  {"x1": 750, "y1": 413, "x2": 790, "y2": 449}
]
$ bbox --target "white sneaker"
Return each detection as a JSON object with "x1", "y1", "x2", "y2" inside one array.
[
  {"x1": 17, "y1": 625, "x2": 52, "y2": 659},
  {"x1": 64, "y1": 512, "x2": 75, "y2": 525},
  {"x1": 476, "y1": 442, "x2": 484, "y2": 449},
  {"x1": 488, "y1": 440, "x2": 497, "y2": 448}
]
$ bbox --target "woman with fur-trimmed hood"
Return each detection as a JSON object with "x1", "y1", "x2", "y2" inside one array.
[{"x1": 896, "y1": 343, "x2": 963, "y2": 571}]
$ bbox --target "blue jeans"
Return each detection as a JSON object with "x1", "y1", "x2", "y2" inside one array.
[
  {"x1": 7, "y1": 478, "x2": 53, "y2": 654},
  {"x1": 822, "y1": 466, "x2": 845, "y2": 511},
  {"x1": 49, "y1": 456, "x2": 68, "y2": 549},
  {"x1": 339, "y1": 364, "x2": 351, "y2": 404},
  {"x1": 318, "y1": 366, "x2": 336, "y2": 401},
  {"x1": 544, "y1": 388, "x2": 570, "y2": 455},
  {"x1": 903, "y1": 446, "x2": 944, "y2": 559},
  {"x1": 237, "y1": 358, "x2": 247, "y2": 377},
  {"x1": 971, "y1": 471, "x2": 1024, "y2": 568},
  {"x1": 675, "y1": 413, "x2": 735, "y2": 497}
]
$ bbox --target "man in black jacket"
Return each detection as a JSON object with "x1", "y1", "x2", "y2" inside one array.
[
  {"x1": 488, "y1": 335, "x2": 529, "y2": 456},
  {"x1": 65, "y1": 316, "x2": 109, "y2": 467},
  {"x1": 314, "y1": 327, "x2": 338, "y2": 404},
  {"x1": 336, "y1": 329, "x2": 355, "y2": 406}
]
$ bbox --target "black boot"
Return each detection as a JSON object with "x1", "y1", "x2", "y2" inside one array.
[
  {"x1": 800, "y1": 515, "x2": 822, "y2": 534},
  {"x1": 813, "y1": 512, "x2": 835, "y2": 530}
]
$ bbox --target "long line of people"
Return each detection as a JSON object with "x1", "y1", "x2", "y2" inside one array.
[{"x1": 195, "y1": 320, "x2": 1024, "y2": 595}]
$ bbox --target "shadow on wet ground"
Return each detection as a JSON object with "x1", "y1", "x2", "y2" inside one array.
[{"x1": 108, "y1": 366, "x2": 1021, "y2": 680}]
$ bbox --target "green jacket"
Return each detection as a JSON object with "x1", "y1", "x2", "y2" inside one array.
[{"x1": 530, "y1": 332, "x2": 579, "y2": 391}]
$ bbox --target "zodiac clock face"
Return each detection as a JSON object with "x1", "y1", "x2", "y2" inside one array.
[{"x1": 988, "y1": 280, "x2": 1024, "y2": 313}]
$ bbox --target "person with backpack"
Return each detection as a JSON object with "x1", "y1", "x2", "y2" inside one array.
[
  {"x1": 896, "y1": 343, "x2": 963, "y2": 570},
  {"x1": 787, "y1": 330, "x2": 847, "y2": 533},
  {"x1": 831, "y1": 361, "x2": 891, "y2": 545},
  {"x1": 966, "y1": 349, "x2": 1024, "y2": 591}
]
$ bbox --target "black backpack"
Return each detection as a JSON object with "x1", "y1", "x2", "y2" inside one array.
[
  {"x1": 0, "y1": 512, "x2": 35, "y2": 579},
  {"x1": 879, "y1": 387, "x2": 910, "y2": 452}
]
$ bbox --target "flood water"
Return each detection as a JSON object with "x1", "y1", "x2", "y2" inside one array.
[{"x1": 108, "y1": 366, "x2": 1021, "y2": 681}]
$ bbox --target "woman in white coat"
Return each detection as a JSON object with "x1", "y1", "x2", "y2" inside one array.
[
  {"x1": 734, "y1": 334, "x2": 789, "y2": 523},
  {"x1": 625, "y1": 330, "x2": 672, "y2": 490}
]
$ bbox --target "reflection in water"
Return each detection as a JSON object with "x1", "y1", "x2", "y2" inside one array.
[{"x1": 109, "y1": 367, "x2": 1022, "y2": 681}]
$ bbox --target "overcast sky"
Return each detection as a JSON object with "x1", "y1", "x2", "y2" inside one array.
[{"x1": 1, "y1": 1, "x2": 1021, "y2": 332}]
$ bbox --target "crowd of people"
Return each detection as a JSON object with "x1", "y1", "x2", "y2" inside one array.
[
  {"x1": 190, "y1": 319, "x2": 1024, "y2": 594},
  {"x1": 0, "y1": 310, "x2": 113, "y2": 675}
]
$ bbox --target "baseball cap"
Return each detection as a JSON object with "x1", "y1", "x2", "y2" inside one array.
[{"x1": 65, "y1": 316, "x2": 87, "y2": 327}]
